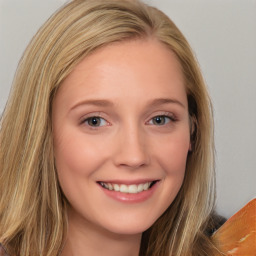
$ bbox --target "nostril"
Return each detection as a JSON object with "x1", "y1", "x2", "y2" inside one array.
[{"x1": 113, "y1": 135, "x2": 150, "y2": 168}]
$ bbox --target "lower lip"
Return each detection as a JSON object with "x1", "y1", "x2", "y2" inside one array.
[{"x1": 98, "y1": 182, "x2": 160, "y2": 203}]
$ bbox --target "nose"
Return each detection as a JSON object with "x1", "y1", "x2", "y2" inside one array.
[{"x1": 113, "y1": 126, "x2": 150, "y2": 169}]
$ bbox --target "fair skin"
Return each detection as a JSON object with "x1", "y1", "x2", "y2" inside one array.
[{"x1": 52, "y1": 39, "x2": 191, "y2": 256}]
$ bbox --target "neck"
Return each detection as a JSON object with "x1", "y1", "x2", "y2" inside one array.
[{"x1": 60, "y1": 208, "x2": 142, "y2": 256}]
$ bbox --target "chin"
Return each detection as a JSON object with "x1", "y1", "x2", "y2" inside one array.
[{"x1": 100, "y1": 215, "x2": 158, "y2": 236}]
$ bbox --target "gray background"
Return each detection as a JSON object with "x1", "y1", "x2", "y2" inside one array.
[{"x1": 0, "y1": 0, "x2": 255, "y2": 218}]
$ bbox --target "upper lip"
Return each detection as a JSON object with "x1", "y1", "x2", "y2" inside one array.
[{"x1": 97, "y1": 179, "x2": 160, "y2": 185}]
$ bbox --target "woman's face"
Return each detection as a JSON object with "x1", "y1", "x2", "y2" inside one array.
[{"x1": 52, "y1": 39, "x2": 191, "y2": 235}]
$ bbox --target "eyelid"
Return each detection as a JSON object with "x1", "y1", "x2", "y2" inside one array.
[
  {"x1": 146, "y1": 112, "x2": 178, "y2": 124},
  {"x1": 80, "y1": 113, "x2": 110, "y2": 127},
  {"x1": 79, "y1": 111, "x2": 177, "y2": 128}
]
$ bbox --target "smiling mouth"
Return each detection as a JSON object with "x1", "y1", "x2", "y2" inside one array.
[{"x1": 97, "y1": 181, "x2": 159, "y2": 194}]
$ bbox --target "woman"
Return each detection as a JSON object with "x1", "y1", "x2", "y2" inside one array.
[{"x1": 0, "y1": 0, "x2": 220, "y2": 255}]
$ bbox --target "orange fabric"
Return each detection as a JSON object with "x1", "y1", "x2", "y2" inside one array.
[{"x1": 212, "y1": 199, "x2": 256, "y2": 256}]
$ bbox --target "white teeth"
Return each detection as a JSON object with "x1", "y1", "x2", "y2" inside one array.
[
  {"x1": 100, "y1": 182, "x2": 109, "y2": 189},
  {"x1": 100, "y1": 181, "x2": 155, "y2": 194},
  {"x1": 120, "y1": 184, "x2": 128, "y2": 193},
  {"x1": 137, "y1": 184, "x2": 144, "y2": 192},
  {"x1": 128, "y1": 185, "x2": 138, "y2": 194},
  {"x1": 113, "y1": 184, "x2": 120, "y2": 192},
  {"x1": 143, "y1": 182, "x2": 150, "y2": 190}
]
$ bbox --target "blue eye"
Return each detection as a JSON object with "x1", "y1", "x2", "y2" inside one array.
[
  {"x1": 149, "y1": 115, "x2": 173, "y2": 126},
  {"x1": 84, "y1": 116, "x2": 107, "y2": 127}
]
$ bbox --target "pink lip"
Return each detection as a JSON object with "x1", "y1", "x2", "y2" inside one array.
[{"x1": 97, "y1": 181, "x2": 160, "y2": 203}]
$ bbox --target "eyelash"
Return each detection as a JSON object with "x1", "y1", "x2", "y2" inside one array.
[
  {"x1": 81, "y1": 116, "x2": 108, "y2": 128},
  {"x1": 81, "y1": 112, "x2": 177, "y2": 129},
  {"x1": 147, "y1": 114, "x2": 177, "y2": 126}
]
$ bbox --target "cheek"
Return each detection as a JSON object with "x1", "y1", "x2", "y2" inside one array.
[
  {"x1": 53, "y1": 127, "x2": 106, "y2": 187},
  {"x1": 154, "y1": 132, "x2": 190, "y2": 175},
  {"x1": 153, "y1": 133, "x2": 189, "y2": 201},
  {"x1": 160, "y1": 136, "x2": 189, "y2": 202},
  {"x1": 53, "y1": 131, "x2": 108, "y2": 211}
]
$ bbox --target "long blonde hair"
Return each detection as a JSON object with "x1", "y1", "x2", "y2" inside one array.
[{"x1": 0, "y1": 0, "x2": 217, "y2": 255}]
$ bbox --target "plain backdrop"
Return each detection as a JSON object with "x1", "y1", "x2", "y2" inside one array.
[{"x1": 0, "y1": 0, "x2": 255, "y2": 218}]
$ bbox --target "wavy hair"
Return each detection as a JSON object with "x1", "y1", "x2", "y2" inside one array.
[{"x1": 0, "y1": 0, "x2": 217, "y2": 255}]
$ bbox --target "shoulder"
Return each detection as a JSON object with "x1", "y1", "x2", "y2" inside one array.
[
  {"x1": 0, "y1": 244, "x2": 9, "y2": 256},
  {"x1": 212, "y1": 199, "x2": 256, "y2": 255},
  {"x1": 205, "y1": 212, "x2": 227, "y2": 236}
]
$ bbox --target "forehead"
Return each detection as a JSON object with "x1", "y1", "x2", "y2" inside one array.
[{"x1": 55, "y1": 39, "x2": 187, "y2": 109}]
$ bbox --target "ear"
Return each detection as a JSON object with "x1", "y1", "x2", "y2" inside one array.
[
  {"x1": 189, "y1": 114, "x2": 197, "y2": 152},
  {"x1": 188, "y1": 142, "x2": 192, "y2": 152}
]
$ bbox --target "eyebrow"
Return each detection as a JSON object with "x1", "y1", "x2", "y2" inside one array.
[
  {"x1": 70, "y1": 99, "x2": 114, "y2": 111},
  {"x1": 148, "y1": 98, "x2": 186, "y2": 109},
  {"x1": 70, "y1": 97, "x2": 185, "y2": 111}
]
